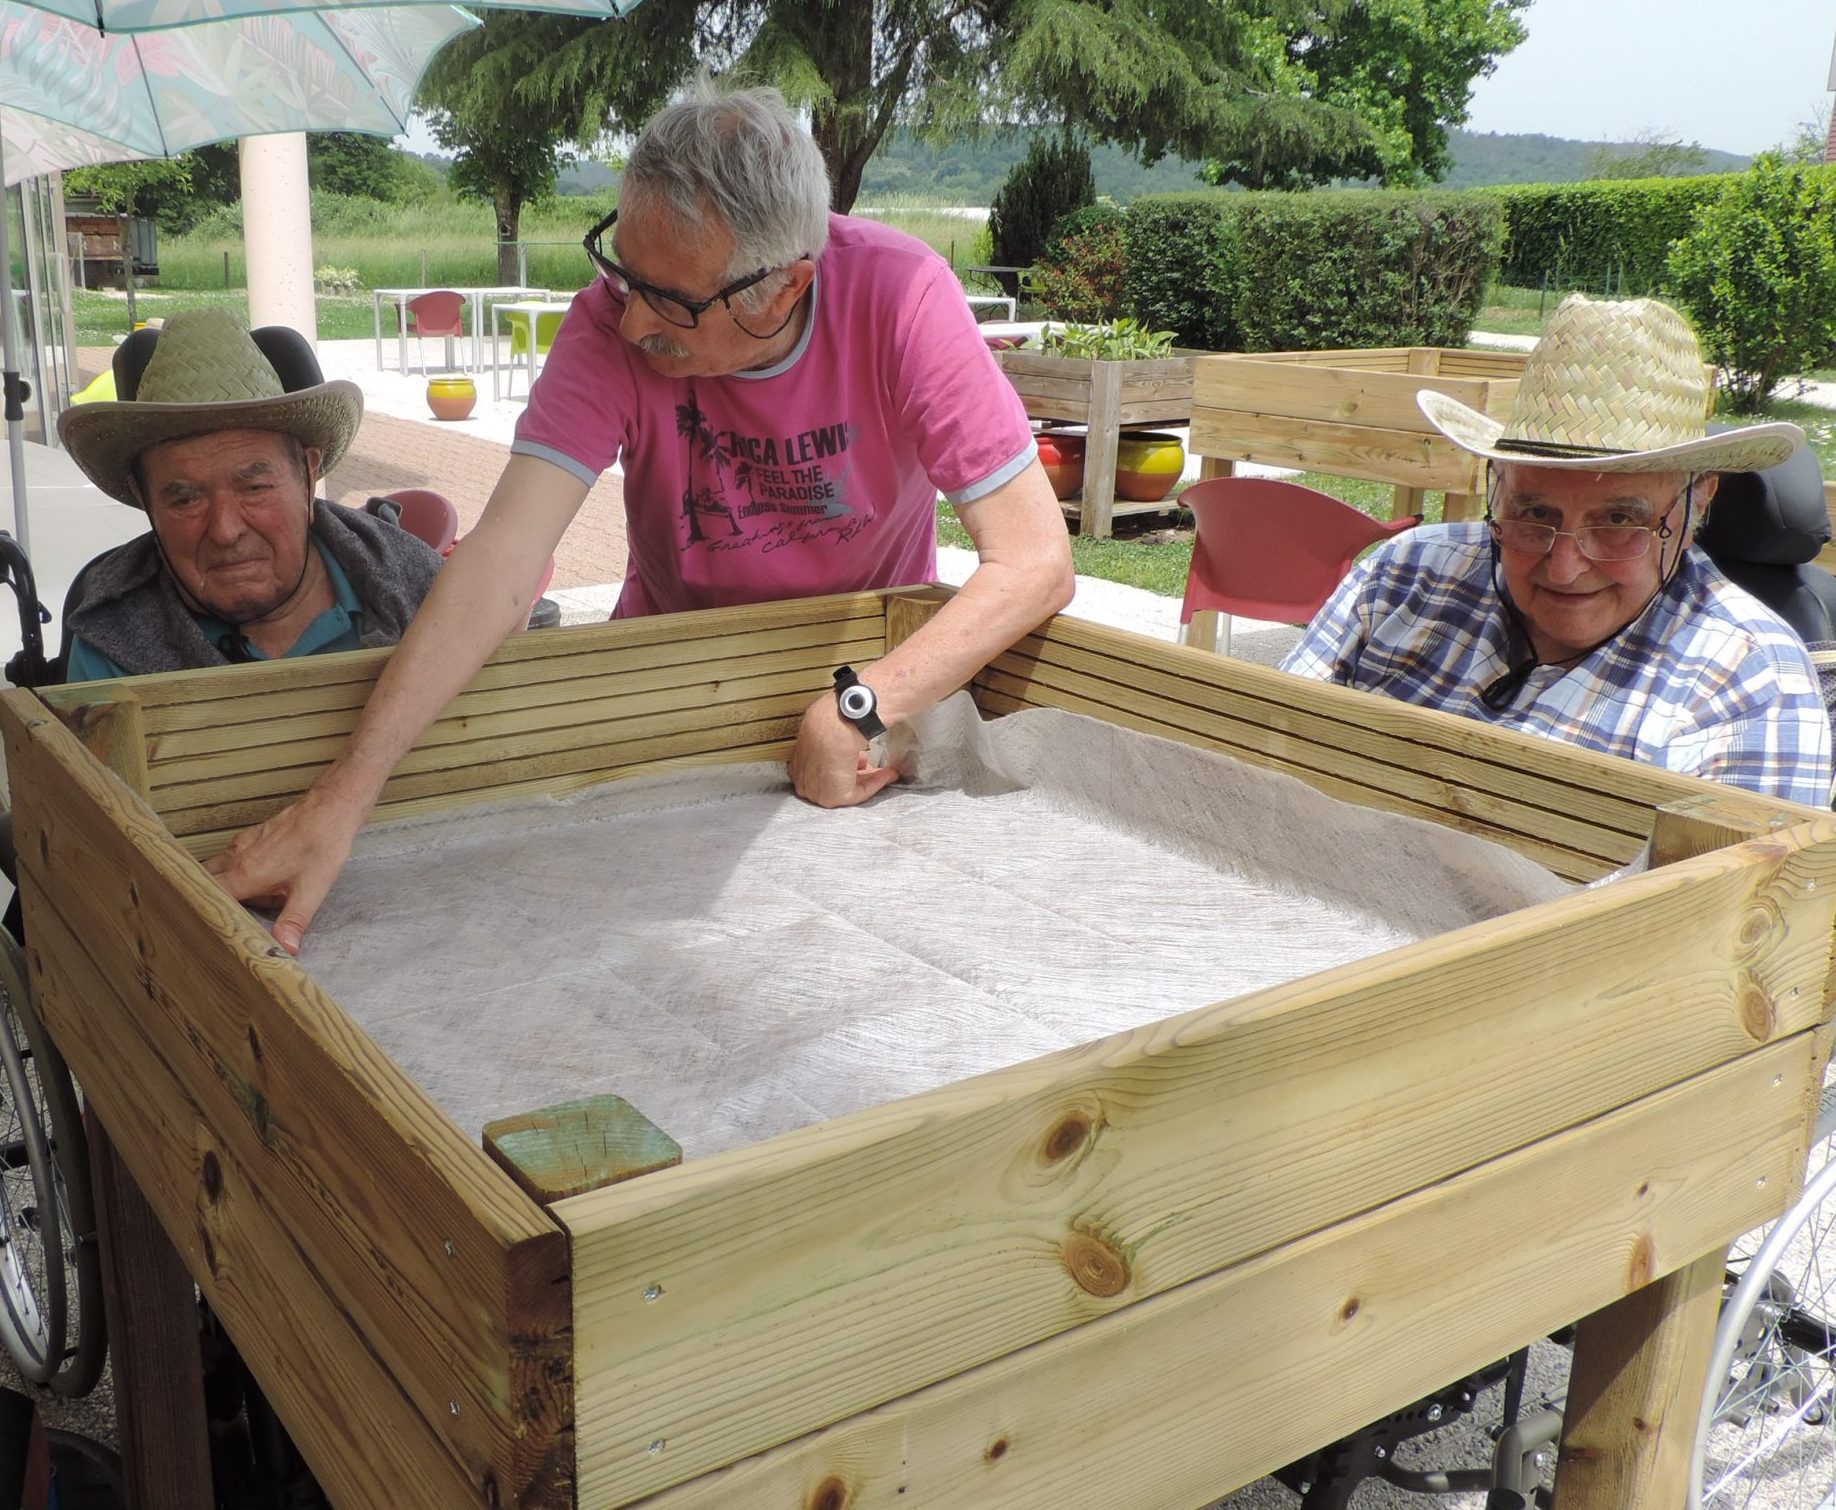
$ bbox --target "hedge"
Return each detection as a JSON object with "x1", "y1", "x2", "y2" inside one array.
[
  {"x1": 1485, "y1": 175, "x2": 1743, "y2": 294},
  {"x1": 1119, "y1": 189, "x2": 1503, "y2": 352}
]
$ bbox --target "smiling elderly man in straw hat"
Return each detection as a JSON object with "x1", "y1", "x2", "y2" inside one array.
[
  {"x1": 56, "y1": 309, "x2": 442, "y2": 681},
  {"x1": 1282, "y1": 294, "x2": 1833, "y2": 808}
]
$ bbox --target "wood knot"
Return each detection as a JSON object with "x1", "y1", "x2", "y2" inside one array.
[
  {"x1": 1738, "y1": 980, "x2": 1777, "y2": 1042},
  {"x1": 1062, "y1": 1230, "x2": 1130, "y2": 1298},
  {"x1": 200, "y1": 1150, "x2": 223, "y2": 1203},
  {"x1": 1736, "y1": 902, "x2": 1779, "y2": 953},
  {"x1": 807, "y1": 1478, "x2": 849, "y2": 1510},
  {"x1": 984, "y1": 1437, "x2": 1010, "y2": 1463},
  {"x1": 35, "y1": 832, "x2": 47, "y2": 866},
  {"x1": 246, "y1": 1026, "x2": 263, "y2": 1063},
  {"x1": 199, "y1": 1229, "x2": 219, "y2": 1278},
  {"x1": 1042, "y1": 1113, "x2": 1092, "y2": 1164},
  {"x1": 1627, "y1": 1232, "x2": 1657, "y2": 1290},
  {"x1": 1338, "y1": 1296, "x2": 1361, "y2": 1325}
]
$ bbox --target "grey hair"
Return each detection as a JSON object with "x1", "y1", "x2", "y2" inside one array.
[{"x1": 623, "y1": 80, "x2": 831, "y2": 310}]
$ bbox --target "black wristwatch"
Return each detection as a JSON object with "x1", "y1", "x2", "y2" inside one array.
[{"x1": 832, "y1": 665, "x2": 886, "y2": 740}]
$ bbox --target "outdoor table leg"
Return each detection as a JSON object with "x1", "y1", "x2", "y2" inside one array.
[
  {"x1": 88, "y1": 1108, "x2": 214, "y2": 1510},
  {"x1": 371, "y1": 291, "x2": 383, "y2": 373},
  {"x1": 396, "y1": 296, "x2": 409, "y2": 378},
  {"x1": 1549, "y1": 1247, "x2": 1723, "y2": 1507}
]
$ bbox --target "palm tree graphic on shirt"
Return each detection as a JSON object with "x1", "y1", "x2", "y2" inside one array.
[{"x1": 676, "y1": 395, "x2": 741, "y2": 543}]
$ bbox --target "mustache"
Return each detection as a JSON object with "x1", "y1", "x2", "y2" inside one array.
[{"x1": 640, "y1": 333, "x2": 691, "y2": 360}]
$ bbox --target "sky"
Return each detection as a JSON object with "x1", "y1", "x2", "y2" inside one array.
[{"x1": 1464, "y1": 0, "x2": 1836, "y2": 155}]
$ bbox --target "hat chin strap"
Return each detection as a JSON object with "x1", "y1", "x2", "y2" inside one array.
[{"x1": 1480, "y1": 473, "x2": 1695, "y2": 711}]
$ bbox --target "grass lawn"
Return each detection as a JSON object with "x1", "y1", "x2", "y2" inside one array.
[{"x1": 74, "y1": 288, "x2": 381, "y2": 346}]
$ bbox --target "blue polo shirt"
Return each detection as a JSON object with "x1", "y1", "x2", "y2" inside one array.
[{"x1": 64, "y1": 545, "x2": 366, "y2": 683}]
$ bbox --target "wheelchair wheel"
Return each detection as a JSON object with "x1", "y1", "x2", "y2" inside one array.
[
  {"x1": 1693, "y1": 1088, "x2": 1836, "y2": 1507},
  {"x1": 0, "y1": 931, "x2": 102, "y2": 1397}
]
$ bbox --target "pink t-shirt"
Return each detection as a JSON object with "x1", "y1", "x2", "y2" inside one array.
[{"x1": 513, "y1": 214, "x2": 1036, "y2": 617}]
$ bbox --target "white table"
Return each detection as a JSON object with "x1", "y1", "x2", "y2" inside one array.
[
  {"x1": 372, "y1": 286, "x2": 546, "y2": 375},
  {"x1": 966, "y1": 293, "x2": 1018, "y2": 321},
  {"x1": 491, "y1": 299, "x2": 575, "y2": 401}
]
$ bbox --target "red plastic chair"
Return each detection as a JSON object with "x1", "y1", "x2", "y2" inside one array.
[
  {"x1": 405, "y1": 290, "x2": 466, "y2": 373},
  {"x1": 381, "y1": 487, "x2": 460, "y2": 555},
  {"x1": 1178, "y1": 477, "x2": 1420, "y2": 654}
]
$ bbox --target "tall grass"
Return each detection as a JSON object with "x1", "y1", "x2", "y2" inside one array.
[{"x1": 156, "y1": 191, "x2": 993, "y2": 295}]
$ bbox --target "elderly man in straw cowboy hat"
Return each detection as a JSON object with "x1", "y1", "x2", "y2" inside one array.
[
  {"x1": 55, "y1": 309, "x2": 442, "y2": 682},
  {"x1": 1283, "y1": 294, "x2": 1833, "y2": 808}
]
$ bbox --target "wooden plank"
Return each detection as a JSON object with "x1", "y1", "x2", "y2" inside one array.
[
  {"x1": 1553, "y1": 1250, "x2": 1724, "y2": 1508},
  {"x1": 485, "y1": 1096, "x2": 682, "y2": 1206},
  {"x1": 1, "y1": 691, "x2": 570, "y2": 1507},
  {"x1": 126, "y1": 611, "x2": 890, "y2": 745},
  {"x1": 884, "y1": 593, "x2": 946, "y2": 655},
  {"x1": 980, "y1": 623, "x2": 1672, "y2": 848},
  {"x1": 142, "y1": 635, "x2": 882, "y2": 769},
  {"x1": 1194, "y1": 362, "x2": 1503, "y2": 434},
  {"x1": 87, "y1": 1112, "x2": 213, "y2": 1510},
  {"x1": 1010, "y1": 613, "x2": 1801, "y2": 841},
  {"x1": 1080, "y1": 360, "x2": 1122, "y2": 539},
  {"x1": 561, "y1": 823, "x2": 1836, "y2": 1504},
  {"x1": 148, "y1": 693, "x2": 816, "y2": 835},
  {"x1": 621, "y1": 1037, "x2": 1814, "y2": 1510},
  {"x1": 1190, "y1": 407, "x2": 1486, "y2": 494},
  {"x1": 1650, "y1": 792, "x2": 1803, "y2": 867},
  {"x1": 28, "y1": 900, "x2": 489, "y2": 1509}
]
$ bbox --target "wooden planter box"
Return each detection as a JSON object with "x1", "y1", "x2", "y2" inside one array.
[
  {"x1": 1190, "y1": 346, "x2": 1528, "y2": 521},
  {"x1": 996, "y1": 349, "x2": 1196, "y2": 537},
  {"x1": 6, "y1": 588, "x2": 1834, "y2": 1510}
]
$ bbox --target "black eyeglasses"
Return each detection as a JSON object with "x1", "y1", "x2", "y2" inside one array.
[{"x1": 583, "y1": 208, "x2": 804, "y2": 335}]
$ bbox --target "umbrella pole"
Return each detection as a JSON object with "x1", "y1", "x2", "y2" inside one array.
[{"x1": 0, "y1": 134, "x2": 34, "y2": 561}]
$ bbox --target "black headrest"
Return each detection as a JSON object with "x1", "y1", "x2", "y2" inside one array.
[
  {"x1": 112, "y1": 323, "x2": 325, "y2": 400},
  {"x1": 1697, "y1": 433, "x2": 1829, "y2": 568}
]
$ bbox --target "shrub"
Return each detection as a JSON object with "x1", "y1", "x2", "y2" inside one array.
[
  {"x1": 1125, "y1": 189, "x2": 1502, "y2": 352},
  {"x1": 313, "y1": 265, "x2": 363, "y2": 295},
  {"x1": 1489, "y1": 175, "x2": 1751, "y2": 293},
  {"x1": 1033, "y1": 203, "x2": 1127, "y2": 322},
  {"x1": 988, "y1": 135, "x2": 1094, "y2": 271},
  {"x1": 1666, "y1": 155, "x2": 1836, "y2": 412}
]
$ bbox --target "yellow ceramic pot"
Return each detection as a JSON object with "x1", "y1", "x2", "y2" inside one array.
[
  {"x1": 1114, "y1": 430, "x2": 1185, "y2": 503},
  {"x1": 426, "y1": 375, "x2": 477, "y2": 422}
]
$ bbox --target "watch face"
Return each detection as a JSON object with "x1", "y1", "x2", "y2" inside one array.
[{"x1": 838, "y1": 683, "x2": 876, "y2": 720}]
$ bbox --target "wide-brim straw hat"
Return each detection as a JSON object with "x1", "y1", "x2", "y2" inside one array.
[
  {"x1": 1417, "y1": 294, "x2": 1803, "y2": 475},
  {"x1": 59, "y1": 309, "x2": 362, "y2": 508}
]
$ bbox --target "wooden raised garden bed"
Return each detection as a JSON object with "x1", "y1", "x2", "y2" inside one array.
[
  {"x1": 1189, "y1": 346, "x2": 1528, "y2": 521},
  {"x1": 996, "y1": 348, "x2": 1196, "y2": 537},
  {"x1": 4, "y1": 586, "x2": 1833, "y2": 1509}
]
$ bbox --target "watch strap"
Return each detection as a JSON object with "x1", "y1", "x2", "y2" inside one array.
[{"x1": 832, "y1": 665, "x2": 887, "y2": 740}]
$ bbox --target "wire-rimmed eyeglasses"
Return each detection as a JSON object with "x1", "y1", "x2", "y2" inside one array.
[
  {"x1": 583, "y1": 208, "x2": 806, "y2": 338},
  {"x1": 1486, "y1": 513, "x2": 1676, "y2": 563}
]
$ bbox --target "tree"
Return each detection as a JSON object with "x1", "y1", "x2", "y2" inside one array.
[
  {"x1": 1585, "y1": 131, "x2": 1711, "y2": 181},
  {"x1": 62, "y1": 159, "x2": 193, "y2": 216},
  {"x1": 1665, "y1": 155, "x2": 1836, "y2": 413},
  {"x1": 417, "y1": 7, "x2": 700, "y2": 281},
  {"x1": 988, "y1": 135, "x2": 1094, "y2": 269},
  {"x1": 1204, "y1": 0, "x2": 1530, "y2": 189}
]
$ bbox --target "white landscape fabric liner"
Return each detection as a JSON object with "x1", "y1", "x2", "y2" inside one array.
[{"x1": 301, "y1": 694, "x2": 1574, "y2": 1161}]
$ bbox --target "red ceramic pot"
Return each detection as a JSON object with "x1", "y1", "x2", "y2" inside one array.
[{"x1": 1036, "y1": 431, "x2": 1086, "y2": 501}]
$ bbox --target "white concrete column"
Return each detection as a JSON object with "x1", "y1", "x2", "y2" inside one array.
[{"x1": 240, "y1": 133, "x2": 317, "y2": 344}]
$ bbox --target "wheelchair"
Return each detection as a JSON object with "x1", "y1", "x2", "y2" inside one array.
[{"x1": 0, "y1": 531, "x2": 107, "y2": 1407}]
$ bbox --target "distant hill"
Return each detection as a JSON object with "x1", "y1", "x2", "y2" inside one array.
[
  {"x1": 1439, "y1": 130, "x2": 1751, "y2": 187},
  {"x1": 522, "y1": 128, "x2": 1757, "y2": 203}
]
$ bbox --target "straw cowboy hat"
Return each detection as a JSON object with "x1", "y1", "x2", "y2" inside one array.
[
  {"x1": 1417, "y1": 294, "x2": 1802, "y2": 475},
  {"x1": 59, "y1": 309, "x2": 362, "y2": 507}
]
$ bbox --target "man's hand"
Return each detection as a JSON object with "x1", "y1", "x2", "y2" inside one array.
[
  {"x1": 788, "y1": 690, "x2": 899, "y2": 808},
  {"x1": 203, "y1": 783, "x2": 370, "y2": 956}
]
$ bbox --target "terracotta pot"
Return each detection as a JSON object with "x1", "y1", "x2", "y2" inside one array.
[
  {"x1": 1114, "y1": 430, "x2": 1185, "y2": 503},
  {"x1": 426, "y1": 375, "x2": 477, "y2": 422},
  {"x1": 1035, "y1": 430, "x2": 1086, "y2": 501}
]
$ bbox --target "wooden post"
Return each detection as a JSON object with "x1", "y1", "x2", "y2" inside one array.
[
  {"x1": 1391, "y1": 483, "x2": 1427, "y2": 522},
  {"x1": 1551, "y1": 1250, "x2": 1724, "y2": 1507},
  {"x1": 87, "y1": 1111, "x2": 213, "y2": 1510},
  {"x1": 1080, "y1": 359, "x2": 1123, "y2": 540},
  {"x1": 484, "y1": 1095, "x2": 681, "y2": 1206}
]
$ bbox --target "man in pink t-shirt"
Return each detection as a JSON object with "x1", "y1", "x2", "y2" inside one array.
[{"x1": 203, "y1": 82, "x2": 1074, "y2": 955}]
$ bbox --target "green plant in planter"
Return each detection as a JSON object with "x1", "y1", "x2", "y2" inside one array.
[{"x1": 1038, "y1": 318, "x2": 1176, "y2": 361}]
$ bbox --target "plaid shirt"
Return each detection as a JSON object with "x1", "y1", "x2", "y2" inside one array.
[{"x1": 1282, "y1": 522, "x2": 1835, "y2": 808}]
